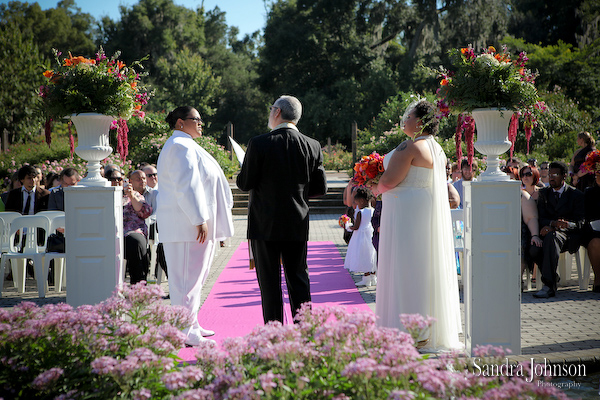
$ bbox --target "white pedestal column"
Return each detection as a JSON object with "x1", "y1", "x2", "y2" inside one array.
[
  {"x1": 64, "y1": 186, "x2": 124, "y2": 307},
  {"x1": 463, "y1": 180, "x2": 521, "y2": 355}
]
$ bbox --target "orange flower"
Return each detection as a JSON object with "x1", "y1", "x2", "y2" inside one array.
[
  {"x1": 64, "y1": 55, "x2": 95, "y2": 66},
  {"x1": 488, "y1": 46, "x2": 496, "y2": 53},
  {"x1": 43, "y1": 70, "x2": 54, "y2": 78},
  {"x1": 461, "y1": 48, "x2": 469, "y2": 54},
  {"x1": 134, "y1": 104, "x2": 142, "y2": 110},
  {"x1": 519, "y1": 68, "x2": 525, "y2": 76},
  {"x1": 130, "y1": 81, "x2": 137, "y2": 89},
  {"x1": 116, "y1": 61, "x2": 125, "y2": 70},
  {"x1": 440, "y1": 78, "x2": 449, "y2": 86}
]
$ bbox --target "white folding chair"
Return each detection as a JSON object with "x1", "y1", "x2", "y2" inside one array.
[
  {"x1": 450, "y1": 209, "x2": 464, "y2": 275},
  {"x1": 0, "y1": 212, "x2": 23, "y2": 288},
  {"x1": 535, "y1": 246, "x2": 591, "y2": 290},
  {"x1": 0, "y1": 215, "x2": 50, "y2": 297},
  {"x1": 43, "y1": 215, "x2": 66, "y2": 294}
]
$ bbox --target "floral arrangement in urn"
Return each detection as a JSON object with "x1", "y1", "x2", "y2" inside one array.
[
  {"x1": 40, "y1": 47, "x2": 150, "y2": 160},
  {"x1": 432, "y1": 45, "x2": 547, "y2": 165}
]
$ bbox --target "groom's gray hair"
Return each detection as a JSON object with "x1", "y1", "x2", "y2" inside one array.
[{"x1": 274, "y1": 95, "x2": 302, "y2": 124}]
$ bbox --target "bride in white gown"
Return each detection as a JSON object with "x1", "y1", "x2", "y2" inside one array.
[{"x1": 372, "y1": 99, "x2": 463, "y2": 351}]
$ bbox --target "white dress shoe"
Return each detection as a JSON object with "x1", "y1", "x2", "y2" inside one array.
[
  {"x1": 370, "y1": 275, "x2": 377, "y2": 286},
  {"x1": 357, "y1": 275, "x2": 372, "y2": 286},
  {"x1": 198, "y1": 326, "x2": 215, "y2": 337},
  {"x1": 185, "y1": 331, "x2": 216, "y2": 347}
]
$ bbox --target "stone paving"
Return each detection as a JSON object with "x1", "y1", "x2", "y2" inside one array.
[{"x1": 1, "y1": 173, "x2": 599, "y2": 370}]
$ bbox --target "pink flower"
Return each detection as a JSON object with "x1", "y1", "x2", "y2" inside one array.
[{"x1": 32, "y1": 367, "x2": 64, "y2": 389}]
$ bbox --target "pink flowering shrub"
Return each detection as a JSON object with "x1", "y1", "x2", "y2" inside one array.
[{"x1": 0, "y1": 288, "x2": 569, "y2": 399}]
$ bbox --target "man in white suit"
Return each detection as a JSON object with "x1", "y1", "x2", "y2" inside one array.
[{"x1": 157, "y1": 106, "x2": 234, "y2": 346}]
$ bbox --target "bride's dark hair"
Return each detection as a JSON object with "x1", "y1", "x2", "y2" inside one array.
[
  {"x1": 412, "y1": 100, "x2": 439, "y2": 136},
  {"x1": 165, "y1": 106, "x2": 195, "y2": 129}
]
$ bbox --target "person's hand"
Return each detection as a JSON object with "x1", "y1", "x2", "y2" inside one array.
[
  {"x1": 370, "y1": 183, "x2": 381, "y2": 198},
  {"x1": 124, "y1": 183, "x2": 134, "y2": 199},
  {"x1": 553, "y1": 219, "x2": 570, "y2": 231},
  {"x1": 196, "y1": 223, "x2": 208, "y2": 244},
  {"x1": 572, "y1": 175, "x2": 579, "y2": 186},
  {"x1": 540, "y1": 225, "x2": 553, "y2": 237},
  {"x1": 531, "y1": 235, "x2": 543, "y2": 247}
]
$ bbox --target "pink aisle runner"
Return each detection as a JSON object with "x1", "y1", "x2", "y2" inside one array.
[{"x1": 178, "y1": 241, "x2": 372, "y2": 361}]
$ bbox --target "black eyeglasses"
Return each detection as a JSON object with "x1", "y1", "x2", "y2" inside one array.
[
  {"x1": 522, "y1": 171, "x2": 533, "y2": 177},
  {"x1": 146, "y1": 173, "x2": 157, "y2": 178},
  {"x1": 184, "y1": 117, "x2": 203, "y2": 124},
  {"x1": 108, "y1": 177, "x2": 123, "y2": 182},
  {"x1": 540, "y1": 167, "x2": 549, "y2": 170}
]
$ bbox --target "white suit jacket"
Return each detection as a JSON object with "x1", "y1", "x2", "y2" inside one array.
[{"x1": 156, "y1": 130, "x2": 234, "y2": 243}]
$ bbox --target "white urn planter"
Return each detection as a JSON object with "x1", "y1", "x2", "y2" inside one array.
[
  {"x1": 70, "y1": 113, "x2": 115, "y2": 187},
  {"x1": 471, "y1": 108, "x2": 514, "y2": 182}
]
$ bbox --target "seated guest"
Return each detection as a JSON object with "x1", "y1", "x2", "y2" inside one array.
[
  {"x1": 142, "y1": 164, "x2": 158, "y2": 190},
  {"x1": 520, "y1": 165, "x2": 541, "y2": 201},
  {"x1": 521, "y1": 189, "x2": 542, "y2": 278},
  {"x1": 581, "y1": 151, "x2": 600, "y2": 292},
  {"x1": 533, "y1": 161, "x2": 585, "y2": 298},
  {"x1": 138, "y1": 165, "x2": 168, "y2": 278},
  {"x1": 107, "y1": 168, "x2": 152, "y2": 285},
  {"x1": 46, "y1": 172, "x2": 60, "y2": 191},
  {"x1": 539, "y1": 161, "x2": 550, "y2": 186},
  {"x1": 48, "y1": 168, "x2": 80, "y2": 211},
  {"x1": 1, "y1": 171, "x2": 21, "y2": 205},
  {"x1": 453, "y1": 159, "x2": 478, "y2": 208},
  {"x1": 5, "y1": 165, "x2": 49, "y2": 215}
]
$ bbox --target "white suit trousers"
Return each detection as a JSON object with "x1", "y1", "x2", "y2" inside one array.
[{"x1": 162, "y1": 240, "x2": 216, "y2": 331}]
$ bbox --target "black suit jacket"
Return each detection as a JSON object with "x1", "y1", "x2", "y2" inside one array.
[
  {"x1": 537, "y1": 184, "x2": 585, "y2": 253},
  {"x1": 236, "y1": 127, "x2": 327, "y2": 241},
  {"x1": 48, "y1": 187, "x2": 65, "y2": 211},
  {"x1": 5, "y1": 186, "x2": 50, "y2": 214}
]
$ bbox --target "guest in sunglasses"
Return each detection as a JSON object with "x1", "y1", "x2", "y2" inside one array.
[{"x1": 520, "y1": 165, "x2": 541, "y2": 202}]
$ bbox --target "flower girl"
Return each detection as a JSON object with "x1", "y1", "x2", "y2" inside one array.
[{"x1": 344, "y1": 187, "x2": 377, "y2": 286}]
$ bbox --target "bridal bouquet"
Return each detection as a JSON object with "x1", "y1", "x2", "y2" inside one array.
[
  {"x1": 338, "y1": 214, "x2": 350, "y2": 228},
  {"x1": 581, "y1": 150, "x2": 600, "y2": 174},
  {"x1": 352, "y1": 152, "x2": 384, "y2": 187}
]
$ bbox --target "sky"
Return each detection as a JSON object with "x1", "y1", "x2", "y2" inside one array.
[{"x1": 11, "y1": 0, "x2": 268, "y2": 38}]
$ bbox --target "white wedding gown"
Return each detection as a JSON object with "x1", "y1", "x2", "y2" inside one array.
[{"x1": 376, "y1": 135, "x2": 463, "y2": 351}]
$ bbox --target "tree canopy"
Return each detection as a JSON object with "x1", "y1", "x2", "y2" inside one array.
[{"x1": 0, "y1": 0, "x2": 598, "y2": 156}]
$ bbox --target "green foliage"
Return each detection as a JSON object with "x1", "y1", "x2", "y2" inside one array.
[
  {"x1": 357, "y1": 91, "x2": 454, "y2": 157},
  {"x1": 503, "y1": 36, "x2": 600, "y2": 115},
  {"x1": 125, "y1": 112, "x2": 238, "y2": 177},
  {"x1": 533, "y1": 89, "x2": 595, "y2": 161},
  {"x1": 259, "y1": 0, "x2": 401, "y2": 145},
  {"x1": 322, "y1": 143, "x2": 353, "y2": 171},
  {"x1": 0, "y1": 0, "x2": 96, "y2": 59},
  {"x1": 151, "y1": 48, "x2": 224, "y2": 119},
  {"x1": 0, "y1": 24, "x2": 47, "y2": 145}
]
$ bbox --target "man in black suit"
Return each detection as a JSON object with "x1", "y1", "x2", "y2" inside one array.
[
  {"x1": 48, "y1": 167, "x2": 79, "y2": 211},
  {"x1": 534, "y1": 161, "x2": 585, "y2": 298},
  {"x1": 236, "y1": 95, "x2": 327, "y2": 323},
  {"x1": 5, "y1": 165, "x2": 50, "y2": 215}
]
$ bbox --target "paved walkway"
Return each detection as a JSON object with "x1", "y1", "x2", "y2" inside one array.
[{"x1": 1, "y1": 172, "x2": 599, "y2": 369}]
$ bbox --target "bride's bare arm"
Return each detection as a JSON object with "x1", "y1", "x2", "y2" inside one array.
[{"x1": 376, "y1": 140, "x2": 416, "y2": 194}]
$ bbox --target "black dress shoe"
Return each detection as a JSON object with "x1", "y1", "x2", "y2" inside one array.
[
  {"x1": 593, "y1": 285, "x2": 600, "y2": 293},
  {"x1": 533, "y1": 285, "x2": 556, "y2": 298}
]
